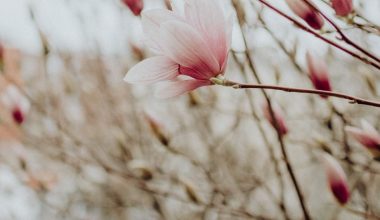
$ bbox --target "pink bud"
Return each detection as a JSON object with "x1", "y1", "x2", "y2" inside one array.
[
  {"x1": 285, "y1": 0, "x2": 324, "y2": 30},
  {"x1": 12, "y1": 107, "x2": 24, "y2": 124},
  {"x1": 122, "y1": 0, "x2": 143, "y2": 16},
  {"x1": 306, "y1": 51, "x2": 332, "y2": 97},
  {"x1": 320, "y1": 153, "x2": 350, "y2": 205},
  {"x1": 331, "y1": 0, "x2": 353, "y2": 16},
  {"x1": 345, "y1": 120, "x2": 380, "y2": 156},
  {"x1": 263, "y1": 102, "x2": 288, "y2": 136},
  {"x1": 0, "y1": 43, "x2": 3, "y2": 61}
]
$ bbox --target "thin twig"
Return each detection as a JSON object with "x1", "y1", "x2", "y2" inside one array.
[
  {"x1": 302, "y1": 0, "x2": 380, "y2": 64},
  {"x1": 231, "y1": 2, "x2": 311, "y2": 219},
  {"x1": 213, "y1": 78, "x2": 380, "y2": 108},
  {"x1": 254, "y1": 0, "x2": 380, "y2": 71}
]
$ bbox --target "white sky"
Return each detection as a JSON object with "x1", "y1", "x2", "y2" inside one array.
[{"x1": 0, "y1": 0, "x2": 378, "y2": 56}]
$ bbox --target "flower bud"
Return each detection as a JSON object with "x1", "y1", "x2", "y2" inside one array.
[
  {"x1": 345, "y1": 120, "x2": 380, "y2": 158},
  {"x1": 0, "y1": 43, "x2": 3, "y2": 61},
  {"x1": 285, "y1": 0, "x2": 324, "y2": 30},
  {"x1": 0, "y1": 43, "x2": 3, "y2": 71},
  {"x1": 143, "y1": 110, "x2": 169, "y2": 146},
  {"x1": 122, "y1": 0, "x2": 143, "y2": 16},
  {"x1": 263, "y1": 102, "x2": 288, "y2": 136},
  {"x1": 0, "y1": 85, "x2": 30, "y2": 125},
  {"x1": 320, "y1": 153, "x2": 350, "y2": 205},
  {"x1": 331, "y1": 0, "x2": 353, "y2": 16},
  {"x1": 12, "y1": 107, "x2": 24, "y2": 124},
  {"x1": 164, "y1": 0, "x2": 172, "y2": 10},
  {"x1": 306, "y1": 51, "x2": 332, "y2": 97}
]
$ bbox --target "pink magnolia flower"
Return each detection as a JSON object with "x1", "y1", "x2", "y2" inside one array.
[
  {"x1": 320, "y1": 153, "x2": 350, "y2": 205},
  {"x1": 331, "y1": 0, "x2": 353, "y2": 16},
  {"x1": 124, "y1": 0, "x2": 232, "y2": 98},
  {"x1": 122, "y1": 0, "x2": 144, "y2": 16},
  {"x1": 306, "y1": 51, "x2": 332, "y2": 97},
  {"x1": 262, "y1": 102, "x2": 288, "y2": 136},
  {"x1": 285, "y1": 0, "x2": 324, "y2": 30},
  {"x1": 345, "y1": 120, "x2": 380, "y2": 157}
]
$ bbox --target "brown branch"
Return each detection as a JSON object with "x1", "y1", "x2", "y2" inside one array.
[
  {"x1": 254, "y1": 0, "x2": 380, "y2": 71},
  {"x1": 302, "y1": 0, "x2": 380, "y2": 64},
  {"x1": 213, "y1": 78, "x2": 380, "y2": 108},
  {"x1": 231, "y1": 2, "x2": 311, "y2": 219}
]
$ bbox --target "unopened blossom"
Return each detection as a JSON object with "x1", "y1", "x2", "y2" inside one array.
[
  {"x1": 285, "y1": 0, "x2": 324, "y2": 30},
  {"x1": 122, "y1": 0, "x2": 144, "y2": 16},
  {"x1": 124, "y1": 0, "x2": 232, "y2": 98},
  {"x1": 0, "y1": 43, "x2": 3, "y2": 71},
  {"x1": 0, "y1": 43, "x2": 3, "y2": 61},
  {"x1": 12, "y1": 107, "x2": 24, "y2": 124},
  {"x1": 263, "y1": 102, "x2": 288, "y2": 136},
  {"x1": 1, "y1": 85, "x2": 30, "y2": 124},
  {"x1": 331, "y1": 0, "x2": 353, "y2": 16},
  {"x1": 320, "y1": 153, "x2": 350, "y2": 205},
  {"x1": 345, "y1": 120, "x2": 380, "y2": 158},
  {"x1": 306, "y1": 51, "x2": 332, "y2": 97}
]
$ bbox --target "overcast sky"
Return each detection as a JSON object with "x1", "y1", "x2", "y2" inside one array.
[{"x1": 0, "y1": 0, "x2": 378, "y2": 56}]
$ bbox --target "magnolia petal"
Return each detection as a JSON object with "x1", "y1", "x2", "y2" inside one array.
[
  {"x1": 124, "y1": 56, "x2": 178, "y2": 84},
  {"x1": 158, "y1": 20, "x2": 220, "y2": 78},
  {"x1": 155, "y1": 79, "x2": 210, "y2": 99},
  {"x1": 184, "y1": 0, "x2": 229, "y2": 68},
  {"x1": 141, "y1": 9, "x2": 178, "y2": 53}
]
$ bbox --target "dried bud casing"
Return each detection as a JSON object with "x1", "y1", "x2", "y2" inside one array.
[
  {"x1": 122, "y1": 0, "x2": 143, "y2": 16},
  {"x1": 143, "y1": 111, "x2": 169, "y2": 146},
  {"x1": 306, "y1": 51, "x2": 332, "y2": 97},
  {"x1": 320, "y1": 154, "x2": 350, "y2": 205},
  {"x1": 331, "y1": 0, "x2": 353, "y2": 16},
  {"x1": 285, "y1": 0, "x2": 324, "y2": 30}
]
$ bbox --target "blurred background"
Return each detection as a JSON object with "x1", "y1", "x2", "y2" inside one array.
[{"x1": 0, "y1": 0, "x2": 379, "y2": 219}]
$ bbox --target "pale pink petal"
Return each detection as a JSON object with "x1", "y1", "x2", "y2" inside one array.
[
  {"x1": 124, "y1": 56, "x2": 179, "y2": 84},
  {"x1": 158, "y1": 20, "x2": 220, "y2": 78},
  {"x1": 155, "y1": 79, "x2": 210, "y2": 99},
  {"x1": 184, "y1": 0, "x2": 229, "y2": 68},
  {"x1": 141, "y1": 9, "x2": 179, "y2": 53}
]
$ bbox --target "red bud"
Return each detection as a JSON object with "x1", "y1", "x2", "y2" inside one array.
[
  {"x1": 306, "y1": 51, "x2": 332, "y2": 97},
  {"x1": 122, "y1": 0, "x2": 143, "y2": 16},
  {"x1": 331, "y1": 0, "x2": 353, "y2": 16},
  {"x1": 263, "y1": 102, "x2": 288, "y2": 136},
  {"x1": 12, "y1": 107, "x2": 24, "y2": 124},
  {"x1": 285, "y1": 0, "x2": 324, "y2": 30},
  {"x1": 320, "y1": 154, "x2": 350, "y2": 205}
]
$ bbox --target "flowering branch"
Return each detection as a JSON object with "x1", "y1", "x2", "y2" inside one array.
[
  {"x1": 211, "y1": 76, "x2": 380, "y2": 108},
  {"x1": 302, "y1": 0, "x2": 380, "y2": 64},
  {"x1": 254, "y1": 0, "x2": 380, "y2": 71}
]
